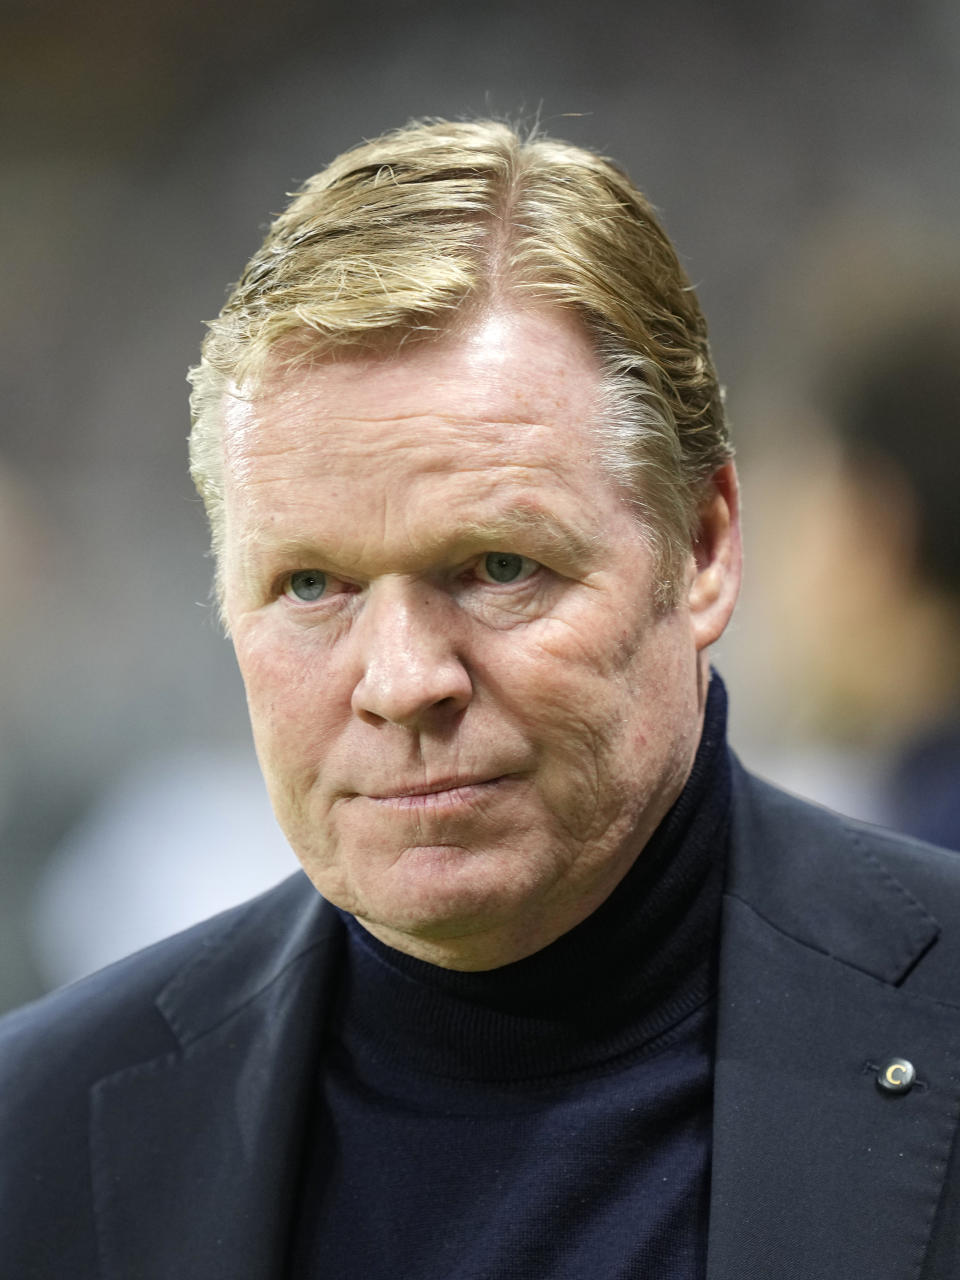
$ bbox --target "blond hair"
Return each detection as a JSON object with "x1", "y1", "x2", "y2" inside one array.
[{"x1": 188, "y1": 119, "x2": 732, "y2": 604}]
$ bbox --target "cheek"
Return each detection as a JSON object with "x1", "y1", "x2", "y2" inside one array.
[
  {"x1": 511, "y1": 608, "x2": 693, "y2": 767},
  {"x1": 620, "y1": 627, "x2": 702, "y2": 786},
  {"x1": 499, "y1": 604, "x2": 659, "y2": 715},
  {"x1": 235, "y1": 628, "x2": 346, "y2": 772},
  {"x1": 479, "y1": 618, "x2": 644, "y2": 788}
]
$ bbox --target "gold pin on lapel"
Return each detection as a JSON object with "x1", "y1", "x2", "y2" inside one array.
[{"x1": 876, "y1": 1058, "x2": 916, "y2": 1094}]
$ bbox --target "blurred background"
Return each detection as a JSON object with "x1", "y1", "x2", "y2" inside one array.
[{"x1": 2, "y1": 0, "x2": 959, "y2": 1013}]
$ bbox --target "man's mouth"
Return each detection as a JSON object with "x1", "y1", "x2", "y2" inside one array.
[{"x1": 364, "y1": 775, "x2": 509, "y2": 806}]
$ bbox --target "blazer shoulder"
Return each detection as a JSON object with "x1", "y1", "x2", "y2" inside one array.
[
  {"x1": 0, "y1": 871, "x2": 318, "y2": 1100},
  {"x1": 0, "y1": 871, "x2": 333, "y2": 1273},
  {"x1": 735, "y1": 760, "x2": 960, "y2": 897},
  {"x1": 730, "y1": 758, "x2": 960, "y2": 999}
]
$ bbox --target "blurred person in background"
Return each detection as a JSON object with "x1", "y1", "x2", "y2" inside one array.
[
  {"x1": 767, "y1": 310, "x2": 960, "y2": 849},
  {"x1": 3, "y1": 120, "x2": 960, "y2": 1280},
  {"x1": 731, "y1": 233, "x2": 960, "y2": 852}
]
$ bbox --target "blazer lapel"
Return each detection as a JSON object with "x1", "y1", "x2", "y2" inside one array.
[
  {"x1": 707, "y1": 765, "x2": 960, "y2": 1280},
  {"x1": 89, "y1": 877, "x2": 343, "y2": 1280}
]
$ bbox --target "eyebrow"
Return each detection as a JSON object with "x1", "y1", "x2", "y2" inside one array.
[
  {"x1": 447, "y1": 507, "x2": 603, "y2": 565},
  {"x1": 240, "y1": 503, "x2": 603, "y2": 575}
]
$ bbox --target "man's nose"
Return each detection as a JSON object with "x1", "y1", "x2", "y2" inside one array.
[{"x1": 350, "y1": 581, "x2": 473, "y2": 729}]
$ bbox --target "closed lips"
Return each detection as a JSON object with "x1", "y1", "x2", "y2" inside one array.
[{"x1": 366, "y1": 776, "x2": 507, "y2": 800}]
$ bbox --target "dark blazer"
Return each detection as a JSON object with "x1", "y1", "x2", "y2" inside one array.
[{"x1": 3, "y1": 759, "x2": 960, "y2": 1278}]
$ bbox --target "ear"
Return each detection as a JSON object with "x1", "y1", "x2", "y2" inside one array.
[{"x1": 687, "y1": 462, "x2": 742, "y2": 650}]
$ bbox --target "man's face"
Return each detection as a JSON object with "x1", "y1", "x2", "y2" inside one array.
[{"x1": 222, "y1": 307, "x2": 735, "y2": 968}]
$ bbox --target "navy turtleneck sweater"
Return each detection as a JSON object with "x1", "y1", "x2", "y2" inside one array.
[{"x1": 289, "y1": 675, "x2": 731, "y2": 1279}]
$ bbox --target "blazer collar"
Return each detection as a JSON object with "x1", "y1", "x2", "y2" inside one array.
[
  {"x1": 90, "y1": 874, "x2": 342, "y2": 1280},
  {"x1": 708, "y1": 760, "x2": 960, "y2": 1280}
]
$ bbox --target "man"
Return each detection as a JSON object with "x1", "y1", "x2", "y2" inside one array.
[{"x1": 2, "y1": 120, "x2": 960, "y2": 1279}]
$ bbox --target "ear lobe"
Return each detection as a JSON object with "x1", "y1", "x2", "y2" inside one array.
[{"x1": 688, "y1": 462, "x2": 742, "y2": 650}]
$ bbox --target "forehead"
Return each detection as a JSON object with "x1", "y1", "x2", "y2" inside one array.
[
  {"x1": 220, "y1": 307, "x2": 620, "y2": 559},
  {"x1": 227, "y1": 306, "x2": 600, "y2": 445}
]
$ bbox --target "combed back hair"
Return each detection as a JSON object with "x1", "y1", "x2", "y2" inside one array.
[{"x1": 188, "y1": 118, "x2": 732, "y2": 606}]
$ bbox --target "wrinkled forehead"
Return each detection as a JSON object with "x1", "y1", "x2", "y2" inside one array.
[{"x1": 219, "y1": 306, "x2": 607, "y2": 470}]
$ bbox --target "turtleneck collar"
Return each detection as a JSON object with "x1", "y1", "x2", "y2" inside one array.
[{"x1": 334, "y1": 672, "x2": 731, "y2": 1083}]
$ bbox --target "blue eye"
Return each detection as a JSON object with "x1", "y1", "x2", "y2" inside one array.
[
  {"x1": 481, "y1": 553, "x2": 535, "y2": 584},
  {"x1": 287, "y1": 570, "x2": 326, "y2": 601}
]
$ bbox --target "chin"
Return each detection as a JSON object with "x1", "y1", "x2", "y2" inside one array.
[{"x1": 329, "y1": 841, "x2": 542, "y2": 946}]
